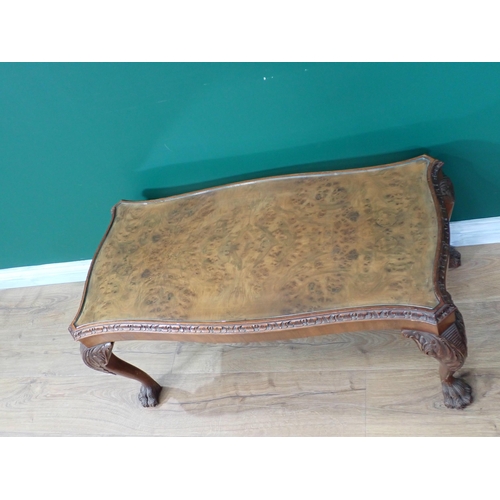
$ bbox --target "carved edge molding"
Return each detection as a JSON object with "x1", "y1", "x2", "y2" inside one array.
[
  {"x1": 402, "y1": 311, "x2": 467, "y2": 375},
  {"x1": 431, "y1": 162, "x2": 455, "y2": 308},
  {"x1": 70, "y1": 305, "x2": 456, "y2": 341},
  {"x1": 80, "y1": 342, "x2": 115, "y2": 374}
]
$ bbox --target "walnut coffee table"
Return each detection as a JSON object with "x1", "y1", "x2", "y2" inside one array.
[{"x1": 69, "y1": 155, "x2": 472, "y2": 409}]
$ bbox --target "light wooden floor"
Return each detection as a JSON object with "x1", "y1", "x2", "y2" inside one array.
[{"x1": 1, "y1": 243, "x2": 500, "y2": 436}]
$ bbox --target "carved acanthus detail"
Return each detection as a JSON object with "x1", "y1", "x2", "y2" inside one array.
[
  {"x1": 402, "y1": 311, "x2": 467, "y2": 376},
  {"x1": 402, "y1": 329, "x2": 464, "y2": 374},
  {"x1": 80, "y1": 342, "x2": 115, "y2": 375}
]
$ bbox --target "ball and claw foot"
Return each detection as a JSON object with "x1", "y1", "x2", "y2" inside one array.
[
  {"x1": 139, "y1": 384, "x2": 162, "y2": 407},
  {"x1": 442, "y1": 377, "x2": 472, "y2": 409}
]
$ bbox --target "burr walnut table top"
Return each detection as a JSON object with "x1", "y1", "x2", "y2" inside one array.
[{"x1": 70, "y1": 155, "x2": 455, "y2": 347}]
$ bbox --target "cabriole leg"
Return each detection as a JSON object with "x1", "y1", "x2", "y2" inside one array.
[
  {"x1": 439, "y1": 173, "x2": 461, "y2": 269},
  {"x1": 80, "y1": 342, "x2": 162, "y2": 407},
  {"x1": 449, "y1": 245, "x2": 461, "y2": 269},
  {"x1": 402, "y1": 310, "x2": 472, "y2": 409}
]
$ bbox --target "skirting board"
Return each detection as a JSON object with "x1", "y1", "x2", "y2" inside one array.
[
  {"x1": 1, "y1": 217, "x2": 500, "y2": 290},
  {"x1": 0, "y1": 260, "x2": 92, "y2": 290}
]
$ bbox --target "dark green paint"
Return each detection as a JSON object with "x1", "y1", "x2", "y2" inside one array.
[{"x1": 1, "y1": 63, "x2": 500, "y2": 269}]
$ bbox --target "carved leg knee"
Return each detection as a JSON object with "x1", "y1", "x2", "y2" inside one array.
[
  {"x1": 402, "y1": 310, "x2": 472, "y2": 409},
  {"x1": 449, "y1": 245, "x2": 461, "y2": 269},
  {"x1": 80, "y1": 342, "x2": 163, "y2": 408}
]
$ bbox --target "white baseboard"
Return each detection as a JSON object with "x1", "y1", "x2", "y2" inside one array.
[
  {"x1": 449, "y1": 216, "x2": 500, "y2": 247},
  {"x1": 1, "y1": 217, "x2": 500, "y2": 290},
  {"x1": 0, "y1": 260, "x2": 92, "y2": 290}
]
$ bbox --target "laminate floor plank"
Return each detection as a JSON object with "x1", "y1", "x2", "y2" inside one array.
[
  {"x1": 447, "y1": 243, "x2": 500, "y2": 303},
  {"x1": 0, "y1": 345, "x2": 176, "y2": 379},
  {"x1": 1, "y1": 243, "x2": 500, "y2": 436},
  {"x1": 170, "y1": 300, "x2": 500, "y2": 375},
  {"x1": 0, "y1": 371, "x2": 366, "y2": 436},
  {"x1": 0, "y1": 282, "x2": 84, "y2": 328},
  {"x1": 365, "y1": 368, "x2": 500, "y2": 436},
  {"x1": 171, "y1": 331, "x2": 423, "y2": 375},
  {"x1": 0, "y1": 283, "x2": 177, "y2": 378}
]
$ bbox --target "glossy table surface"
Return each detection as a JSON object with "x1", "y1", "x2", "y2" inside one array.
[{"x1": 72, "y1": 156, "x2": 446, "y2": 344}]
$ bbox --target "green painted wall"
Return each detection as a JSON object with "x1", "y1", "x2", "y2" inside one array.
[{"x1": 1, "y1": 63, "x2": 500, "y2": 269}]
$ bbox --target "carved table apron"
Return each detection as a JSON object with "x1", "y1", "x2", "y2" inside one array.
[{"x1": 69, "y1": 155, "x2": 472, "y2": 409}]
